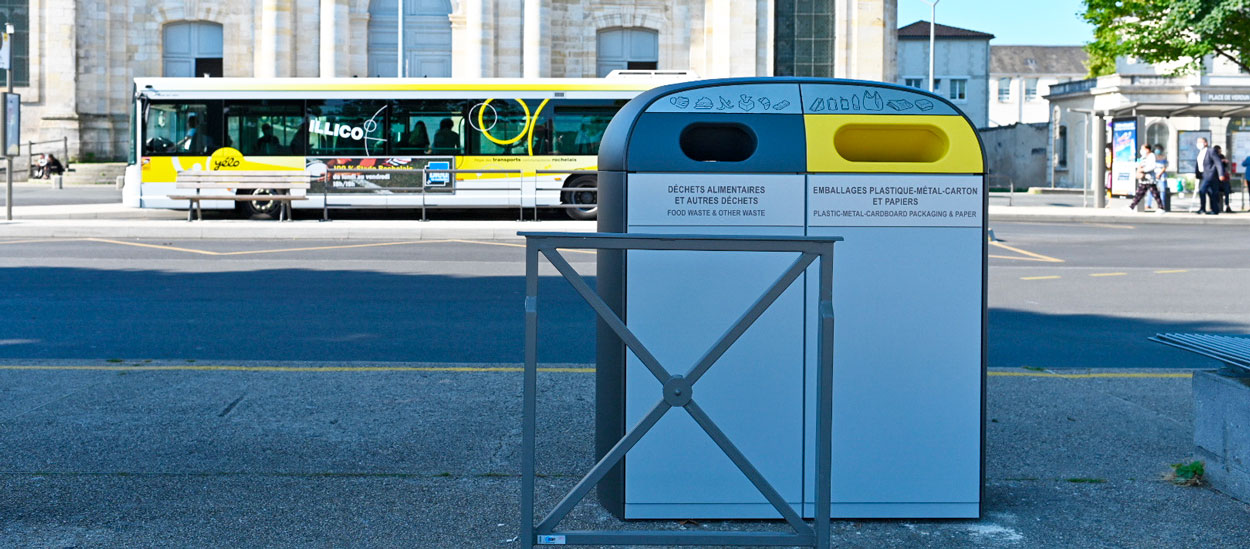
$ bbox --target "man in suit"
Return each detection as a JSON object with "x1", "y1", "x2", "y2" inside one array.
[{"x1": 1195, "y1": 137, "x2": 1226, "y2": 214}]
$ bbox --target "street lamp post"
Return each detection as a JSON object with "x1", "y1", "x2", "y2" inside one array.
[
  {"x1": 921, "y1": 0, "x2": 940, "y2": 93},
  {"x1": 3, "y1": 23, "x2": 11, "y2": 221}
]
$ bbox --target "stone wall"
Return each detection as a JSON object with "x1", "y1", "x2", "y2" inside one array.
[{"x1": 24, "y1": 0, "x2": 891, "y2": 160}]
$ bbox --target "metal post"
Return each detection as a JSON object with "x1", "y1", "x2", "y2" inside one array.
[
  {"x1": 922, "y1": 1, "x2": 940, "y2": 93},
  {"x1": 521, "y1": 239, "x2": 539, "y2": 549},
  {"x1": 1093, "y1": 112, "x2": 1107, "y2": 208},
  {"x1": 420, "y1": 166, "x2": 427, "y2": 221},
  {"x1": 62, "y1": 136, "x2": 68, "y2": 169},
  {"x1": 396, "y1": 0, "x2": 404, "y2": 77},
  {"x1": 4, "y1": 24, "x2": 13, "y2": 221}
]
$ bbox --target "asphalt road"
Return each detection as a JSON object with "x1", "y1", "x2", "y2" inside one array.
[
  {"x1": 1, "y1": 221, "x2": 1247, "y2": 368},
  {"x1": 3, "y1": 223, "x2": 1250, "y2": 547}
]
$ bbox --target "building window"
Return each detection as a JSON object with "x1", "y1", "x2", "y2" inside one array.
[
  {"x1": 904, "y1": 77, "x2": 924, "y2": 89},
  {"x1": 596, "y1": 28, "x2": 658, "y2": 77},
  {"x1": 997, "y1": 78, "x2": 1011, "y2": 102},
  {"x1": 1146, "y1": 122, "x2": 1168, "y2": 150},
  {"x1": 163, "y1": 22, "x2": 223, "y2": 77},
  {"x1": 1057, "y1": 125, "x2": 1068, "y2": 169},
  {"x1": 0, "y1": 0, "x2": 27, "y2": 86},
  {"x1": 948, "y1": 78, "x2": 967, "y2": 101},
  {"x1": 367, "y1": 0, "x2": 452, "y2": 78},
  {"x1": 1025, "y1": 78, "x2": 1039, "y2": 100},
  {"x1": 774, "y1": 0, "x2": 834, "y2": 77}
]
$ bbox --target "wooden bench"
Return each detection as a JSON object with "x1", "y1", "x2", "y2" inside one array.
[{"x1": 169, "y1": 170, "x2": 312, "y2": 221}]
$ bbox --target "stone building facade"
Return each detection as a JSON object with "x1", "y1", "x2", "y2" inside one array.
[{"x1": 17, "y1": 0, "x2": 895, "y2": 161}]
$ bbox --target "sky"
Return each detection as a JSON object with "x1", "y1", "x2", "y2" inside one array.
[{"x1": 897, "y1": 0, "x2": 1094, "y2": 46}]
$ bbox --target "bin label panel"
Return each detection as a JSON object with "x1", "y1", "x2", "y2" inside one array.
[
  {"x1": 645, "y1": 84, "x2": 803, "y2": 115},
  {"x1": 807, "y1": 174, "x2": 982, "y2": 227},
  {"x1": 628, "y1": 173, "x2": 805, "y2": 226}
]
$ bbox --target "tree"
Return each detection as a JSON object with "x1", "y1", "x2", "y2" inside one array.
[{"x1": 1082, "y1": 0, "x2": 1250, "y2": 77}]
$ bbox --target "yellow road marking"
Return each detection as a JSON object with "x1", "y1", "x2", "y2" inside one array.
[
  {"x1": 1154, "y1": 269, "x2": 1188, "y2": 274},
  {"x1": 450, "y1": 239, "x2": 596, "y2": 255},
  {"x1": 84, "y1": 238, "x2": 448, "y2": 256},
  {"x1": 0, "y1": 238, "x2": 88, "y2": 245},
  {"x1": 0, "y1": 365, "x2": 1192, "y2": 379},
  {"x1": 0, "y1": 365, "x2": 595, "y2": 373},
  {"x1": 1020, "y1": 275, "x2": 1061, "y2": 280},
  {"x1": 86, "y1": 238, "x2": 220, "y2": 255},
  {"x1": 988, "y1": 241, "x2": 1064, "y2": 263},
  {"x1": 990, "y1": 371, "x2": 1192, "y2": 379},
  {"x1": 1082, "y1": 223, "x2": 1135, "y2": 230},
  {"x1": 1090, "y1": 272, "x2": 1127, "y2": 277},
  {"x1": 213, "y1": 240, "x2": 448, "y2": 256}
]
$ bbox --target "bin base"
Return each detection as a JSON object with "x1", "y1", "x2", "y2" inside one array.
[{"x1": 621, "y1": 501, "x2": 979, "y2": 520}]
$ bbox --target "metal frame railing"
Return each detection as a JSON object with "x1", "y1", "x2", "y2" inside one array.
[
  {"x1": 520, "y1": 232, "x2": 842, "y2": 549},
  {"x1": 25, "y1": 137, "x2": 71, "y2": 178},
  {"x1": 1151, "y1": 333, "x2": 1250, "y2": 374},
  {"x1": 320, "y1": 168, "x2": 597, "y2": 221}
]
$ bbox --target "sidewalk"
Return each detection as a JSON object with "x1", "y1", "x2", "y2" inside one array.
[
  {"x1": 2, "y1": 191, "x2": 1250, "y2": 240},
  {"x1": 1, "y1": 365, "x2": 1246, "y2": 547}
]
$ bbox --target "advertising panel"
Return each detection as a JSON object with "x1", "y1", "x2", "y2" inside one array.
[
  {"x1": 1111, "y1": 118, "x2": 1138, "y2": 195},
  {"x1": 1177, "y1": 130, "x2": 1212, "y2": 179}
]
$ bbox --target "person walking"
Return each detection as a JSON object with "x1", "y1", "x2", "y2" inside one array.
[
  {"x1": 1153, "y1": 145, "x2": 1170, "y2": 211},
  {"x1": 1129, "y1": 143, "x2": 1164, "y2": 212},
  {"x1": 1195, "y1": 137, "x2": 1226, "y2": 214},
  {"x1": 1215, "y1": 145, "x2": 1233, "y2": 213}
]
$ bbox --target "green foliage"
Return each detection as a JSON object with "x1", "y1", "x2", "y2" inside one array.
[
  {"x1": 1170, "y1": 460, "x2": 1205, "y2": 485},
  {"x1": 1082, "y1": 0, "x2": 1250, "y2": 77}
]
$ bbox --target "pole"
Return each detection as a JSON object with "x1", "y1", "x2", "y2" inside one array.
[
  {"x1": 1093, "y1": 112, "x2": 1107, "y2": 208},
  {"x1": 396, "y1": 0, "x2": 404, "y2": 77},
  {"x1": 4, "y1": 25, "x2": 12, "y2": 221},
  {"x1": 923, "y1": 1, "x2": 939, "y2": 93}
]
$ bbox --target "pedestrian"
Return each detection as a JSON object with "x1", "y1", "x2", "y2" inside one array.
[
  {"x1": 1195, "y1": 137, "x2": 1225, "y2": 215},
  {"x1": 1152, "y1": 145, "x2": 1169, "y2": 211},
  {"x1": 1215, "y1": 145, "x2": 1233, "y2": 213},
  {"x1": 1129, "y1": 143, "x2": 1164, "y2": 212},
  {"x1": 32, "y1": 153, "x2": 47, "y2": 179},
  {"x1": 43, "y1": 154, "x2": 65, "y2": 179}
]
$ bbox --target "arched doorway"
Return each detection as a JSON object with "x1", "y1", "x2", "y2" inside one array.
[
  {"x1": 163, "y1": 22, "x2": 223, "y2": 77},
  {"x1": 596, "y1": 27, "x2": 658, "y2": 77},
  {"x1": 367, "y1": 0, "x2": 452, "y2": 77}
]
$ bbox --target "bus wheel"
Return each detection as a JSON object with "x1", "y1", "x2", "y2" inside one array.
[
  {"x1": 237, "y1": 189, "x2": 283, "y2": 219},
  {"x1": 561, "y1": 176, "x2": 598, "y2": 220}
]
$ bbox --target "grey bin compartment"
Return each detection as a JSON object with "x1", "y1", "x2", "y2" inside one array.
[{"x1": 596, "y1": 77, "x2": 986, "y2": 520}]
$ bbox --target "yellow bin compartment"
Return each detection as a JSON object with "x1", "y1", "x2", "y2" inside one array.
[{"x1": 805, "y1": 114, "x2": 983, "y2": 174}]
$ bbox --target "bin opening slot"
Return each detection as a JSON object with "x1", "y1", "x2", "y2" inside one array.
[
  {"x1": 833, "y1": 124, "x2": 949, "y2": 163},
  {"x1": 679, "y1": 123, "x2": 757, "y2": 162}
]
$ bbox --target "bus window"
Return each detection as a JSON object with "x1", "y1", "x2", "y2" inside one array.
[
  {"x1": 465, "y1": 99, "x2": 546, "y2": 156},
  {"x1": 390, "y1": 99, "x2": 466, "y2": 156},
  {"x1": 306, "y1": 99, "x2": 389, "y2": 157},
  {"x1": 225, "y1": 101, "x2": 305, "y2": 156},
  {"x1": 553, "y1": 101, "x2": 622, "y2": 155},
  {"x1": 143, "y1": 101, "x2": 223, "y2": 156}
]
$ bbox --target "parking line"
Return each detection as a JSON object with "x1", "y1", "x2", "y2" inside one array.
[
  {"x1": 1089, "y1": 272, "x2": 1127, "y2": 277},
  {"x1": 450, "y1": 239, "x2": 596, "y2": 255},
  {"x1": 83, "y1": 238, "x2": 449, "y2": 256},
  {"x1": 988, "y1": 241, "x2": 1064, "y2": 263},
  {"x1": 1020, "y1": 275, "x2": 1061, "y2": 281},
  {"x1": 0, "y1": 365, "x2": 595, "y2": 373},
  {"x1": 1154, "y1": 269, "x2": 1188, "y2": 274},
  {"x1": 0, "y1": 365, "x2": 1193, "y2": 379},
  {"x1": 989, "y1": 371, "x2": 1192, "y2": 379}
]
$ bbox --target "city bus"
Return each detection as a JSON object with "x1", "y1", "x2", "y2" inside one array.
[{"x1": 125, "y1": 72, "x2": 691, "y2": 219}]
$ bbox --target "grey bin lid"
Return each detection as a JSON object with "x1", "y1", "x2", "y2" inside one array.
[{"x1": 598, "y1": 77, "x2": 973, "y2": 173}]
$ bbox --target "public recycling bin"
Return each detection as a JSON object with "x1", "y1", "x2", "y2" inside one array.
[{"x1": 595, "y1": 77, "x2": 986, "y2": 520}]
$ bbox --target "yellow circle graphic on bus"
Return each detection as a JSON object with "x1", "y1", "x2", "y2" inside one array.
[{"x1": 209, "y1": 147, "x2": 245, "y2": 171}]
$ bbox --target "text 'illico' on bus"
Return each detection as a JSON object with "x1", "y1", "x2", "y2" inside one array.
[{"x1": 125, "y1": 71, "x2": 694, "y2": 220}]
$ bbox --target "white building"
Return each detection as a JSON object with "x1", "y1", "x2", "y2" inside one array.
[
  {"x1": 1047, "y1": 55, "x2": 1250, "y2": 191},
  {"x1": 3, "y1": 0, "x2": 900, "y2": 161},
  {"x1": 895, "y1": 20, "x2": 992, "y2": 128},
  {"x1": 988, "y1": 46, "x2": 1086, "y2": 127}
]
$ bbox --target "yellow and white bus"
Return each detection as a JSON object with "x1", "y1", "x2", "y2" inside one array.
[{"x1": 125, "y1": 73, "x2": 690, "y2": 219}]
